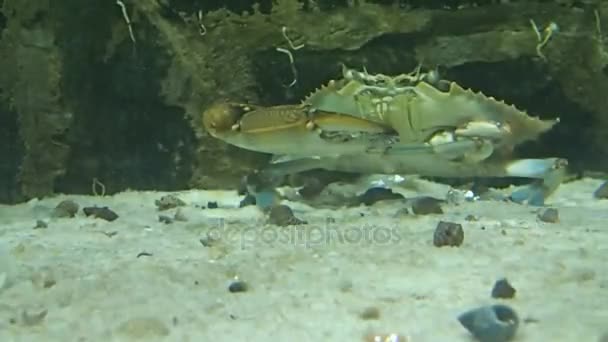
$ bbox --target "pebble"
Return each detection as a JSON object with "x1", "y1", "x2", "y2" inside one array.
[
  {"x1": 357, "y1": 187, "x2": 404, "y2": 206},
  {"x1": 228, "y1": 280, "x2": 249, "y2": 293},
  {"x1": 538, "y1": 208, "x2": 559, "y2": 223},
  {"x1": 491, "y1": 278, "x2": 516, "y2": 299},
  {"x1": 268, "y1": 205, "x2": 307, "y2": 226},
  {"x1": 412, "y1": 197, "x2": 444, "y2": 215},
  {"x1": 207, "y1": 201, "x2": 219, "y2": 209},
  {"x1": 359, "y1": 306, "x2": 381, "y2": 320},
  {"x1": 52, "y1": 199, "x2": 79, "y2": 218},
  {"x1": 154, "y1": 195, "x2": 185, "y2": 211},
  {"x1": 33, "y1": 220, "x2": 47, "y2": 229},
  {"x1": 158, "y1": 215, "x2": 173, "y2": 224},
  {"x1": 593, "y1": 181, "x2": 608, "y2": 199},
  {"x1": 465, "y1": 214, "x2": 479, "y2": 222},
  {"x1": 433, "y1": 221, "x2": 464, "y2": 247},
  {"x1": 83, "y1": 206, "x2": 119, "y2": 221}
]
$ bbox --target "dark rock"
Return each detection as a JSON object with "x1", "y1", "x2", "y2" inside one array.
[
  {"x1": 433, "y1": 221, "x2": 464, "y2": 247},
  {"x1": 358, "y1": 187, "x2": 404, "y2": 206},
  {"x1": 82, "y1": 206, "x2": 119, "y2": 221},
  {"x1": 207, "y1": 201, "x2": 218, "y2": 209},
  {"x1": 491, "y1": 278, "x2": 516, "y2": 299},
  {"x1": 412, "y1": 197, "x2": 444, "y2": 215},
  {"x1": 458, "y1": 304, "x2": 519, "y2": 342},
  {"x1": 465, "y1": 214, "x2": 479, "y2": 221},
  {"x1": 158, "y1": 215, "x2": 173, "y2": 224},
  {"x1": 155, "y1": 195, "x2": 185, "y2": 211},
  {"x1": 268, "y1": 205, "x2": 307, "y2": 226},
  {"x1": 538, "y1": 208, "x2": 559, "y2": 223},
  {"x1": 359, "y1": 306, "x2": 381, "y2": 320},
  {"x1": 228, "y1": 280, "x2": 248, "y2": 293},
  {"x1": 52, "y1": 199, "x2": 79, "y2": 218},
  {"x1": 33, "y1": 220, "x2": 48, "y2": 229}
]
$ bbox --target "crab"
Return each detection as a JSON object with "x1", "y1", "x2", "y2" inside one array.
[{"x1": 202, "y1": 65, "x2": 568, "y2": 207}]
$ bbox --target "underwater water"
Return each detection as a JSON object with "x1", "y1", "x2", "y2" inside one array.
[{"x1": 1, "y1": 0, "x2": 607, "y2": 341}]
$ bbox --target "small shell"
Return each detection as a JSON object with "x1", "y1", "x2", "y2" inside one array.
[{"x1": 458, "y1": 304, "x2": 519, "y2": 342}]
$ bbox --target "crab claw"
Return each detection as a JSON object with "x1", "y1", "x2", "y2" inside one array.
[
  {"x1": 202, "y1": 102, "x2": 255, "y2": 137},
  {"x1": 454, "y1": 120, "x2": 511, "y2": 140},
  {"x1": 506, "y1": 158, "x2": 568, "y2": 206}
]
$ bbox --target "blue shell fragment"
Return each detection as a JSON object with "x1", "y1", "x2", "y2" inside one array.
[{"x1": 457, "y1": 304, "x2": 519, "y2": 342}]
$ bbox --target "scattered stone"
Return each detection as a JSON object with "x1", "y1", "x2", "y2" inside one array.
[
  {"x1": 491, "y1": 278, "x2": 516, "y2": 299},
  {"x1": 158, "y1": 215, "x2": 173, "y2": 224},
  {"x1": 207, "y1": 201, "x2": 218, "y2": 209},
  {"x1": 594, "y1": 181, "x2": 608, "y2": 199},
  {"x1": 228, "y1": 280, "x2": 249, "y2": 293},
  {"x1": 359, "y1": 306, "x2": 381, "y2": 320},
  {"x1": 268, "y1": 205, "x2": 307, "y2": 226},
  {"x1": 154, "y1": 195, "x2": 185, "y2": 211},
  {"x1": 52, "y1": 200, "x2": 79, "y2": 218},
  {"x1": 116, "y1": 316, "x2": 170, "y2": 338},
  {"x1": 83, "y1": 206, "x2": 119, "y2": 221},
  {"x1": 357, "y1": 187, "x2": 404, "y2": 206},
  {"x1": 433, "y1": 221, "x2": 464, "y2": 247},
  {"x1": 465, "y1": 214, "x2": 479, "y2": 222},
  {"x1": 412, "y1": 197, "x2": 444, "y2": 215},
  {"x1": 33, "y1": 220, "x2": 48, "y2": 229},
  {"x1": 446, "y1": 188, "x2": 473, "y2": 205},
  {"x1": 538, "y1": 208, "x2": 559, "y2": 223}
]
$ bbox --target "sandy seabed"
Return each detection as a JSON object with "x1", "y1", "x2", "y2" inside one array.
[{"x1": 0, "y1": 177, "x2": 606, "y2": 342}]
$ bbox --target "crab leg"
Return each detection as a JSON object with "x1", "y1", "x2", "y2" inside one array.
[
  {"x1": 246, "y1": 148, "x2": 567, "y2": 208},
  {"x1": 381, "y1": 137, "x2": 495, "y2": 164}
]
